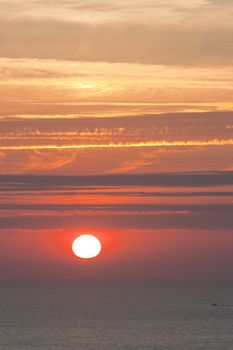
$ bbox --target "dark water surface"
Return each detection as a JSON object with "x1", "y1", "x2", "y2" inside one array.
[{"x1": 0, "y1": 282, "x2": 232, "y2": 350}]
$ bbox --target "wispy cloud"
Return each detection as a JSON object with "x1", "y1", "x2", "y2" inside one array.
[
  {"x1": 0, "y1": 211, "x2": 232, "y2": 230},
  {"x1": 0, "y1": 173, "x2": 232, "y2": 233},
  {"x1": 0, "y1": 139, "x2": 232, "y2": 151},
  {"x1": 1, "y1": 111, "x2": 232, "y2": 174},
  {"x1": 1, "y1": 0, "x2": 231, "y2": 29},
  {"x1": 0, "y1": 58, "x2": 232, "y2": 121},
  {"x1": 1, "y1": 20, "x2": 232, "y2": 64},
  {"x1": 21, "y1": 150, "x2": 79, "y2": 172},
  {"x1": 1, "y1": 172, "x2": 232, "y2": 188}
]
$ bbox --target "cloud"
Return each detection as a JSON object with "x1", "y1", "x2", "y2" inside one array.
[
  {"x1": 0, "y1": 139, "x2": 232, "y2": 151},
  {"x1": 0, "y1": 0, "x2": 230, "y2": 28},
  {"x1": 0, "y1": 0, "x2": 232, "y2": 68},
  {"x1": 0, "y1": 58, "x2": 232, "y2": 122},
  {"x1": 0, "y1": 151, "x2": 6, "y2": 159},
  {"x1": 0, "y1": 203, "x2": 232, "y2": 213},
  {"x1": 0, "y1": 211, "x2": 232, "y2": 230},
  {"x1": 1, "y1": 112, "x2": 233, "y2": 174},
  {"x1": 1, "y1": 189, "x2": 232, "y2": 197},
  {"x1": 20, "y1": 149, "x2": 79, "y2": 172},
  {"x1": 0, "y1": 172, "x2": 232, "y2": 232},
  {"x1": 0, "y1": 171, "x2": 232, "y2": 188},
  {"x1": 1, "y1": 111, "x2": 232, "y2": 154},
  {"x1": 0, "y1": 20, "x2": 232, "y2": 65},
  {"x1": 110, "y1": 154, "x2": 157, "y2": 173},
  {"x1": 0, "y1": 151, "x2": 6, "y2": 169},
  {"x1": 0, "y1": 67, "x2": 87, "y2": 80}
]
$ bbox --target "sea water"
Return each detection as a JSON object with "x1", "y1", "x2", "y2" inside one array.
[{"x1": 0, "y1": 282, "x2": 232, "y2": 350}]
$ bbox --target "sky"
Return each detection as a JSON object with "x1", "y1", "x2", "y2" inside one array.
[{"x1": 0, "y1": 0, "x2": 232, "y2": 282}]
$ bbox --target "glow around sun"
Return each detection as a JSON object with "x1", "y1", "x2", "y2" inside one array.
[{"x1": 72, "y1": 234, "x2": 101, "y2": 259}]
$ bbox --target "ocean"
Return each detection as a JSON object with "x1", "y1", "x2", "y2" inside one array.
[{"x1": 0, "y1": 282, "x2": 233, "y2": 350}]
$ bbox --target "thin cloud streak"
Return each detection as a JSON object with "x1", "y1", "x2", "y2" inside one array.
[
  {"x1": 0, "y1": 212, "x2": 231, "y2": 230},
  {"x1": 0, "y1": 203, "x2": 232, "y2": 213},
  {"x1": 0, "y1": 172, "x2": 232, "y2": 187},
  {"x1": 1, "y1": 139, "x2": 233, "y2": 150}
]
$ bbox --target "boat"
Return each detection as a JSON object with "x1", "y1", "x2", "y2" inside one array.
[{"x1": 212, "y1": 302, "x2": 218, "y2": 306}]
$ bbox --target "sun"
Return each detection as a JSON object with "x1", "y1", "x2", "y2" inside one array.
[{"x1": 72, "y1": 234, "x2": 101, "y2": 259}]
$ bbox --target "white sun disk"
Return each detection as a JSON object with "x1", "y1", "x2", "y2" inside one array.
[{"x1": 72, "y1": 234, "x2": 101, "y2": 259}]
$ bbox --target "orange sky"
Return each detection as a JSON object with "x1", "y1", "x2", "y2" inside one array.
[
  {"x1": 0, "y1": 173, "x2": 232, "y2": 281},
  {"x1": 0, "y1": 0, "x2": 232, "y2": 174},
  {"x1": 0, "y1": 0, "x2": 232, "y2": 282}
]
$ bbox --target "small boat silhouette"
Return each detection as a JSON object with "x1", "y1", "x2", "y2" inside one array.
[{"x1": 211, "y1": 302, "x2": 233, "y2": 307}]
